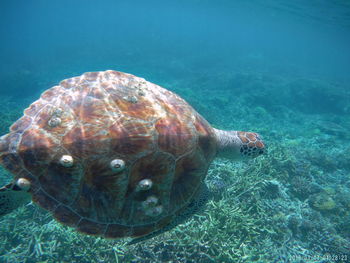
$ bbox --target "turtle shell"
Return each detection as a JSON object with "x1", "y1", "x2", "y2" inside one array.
[{"x1": 0, "y1": 70, "x2": 217, "y2": 238}]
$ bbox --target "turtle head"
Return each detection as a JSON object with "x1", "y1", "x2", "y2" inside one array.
[{"x1": 214, "y1": 129, "x2": 266, "y2": 161}]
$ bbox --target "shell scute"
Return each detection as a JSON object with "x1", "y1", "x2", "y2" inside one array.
[
  {"x1": 59, "y1": 76, "x2": 81, "y2": 89},
  {"x1": 33, "y1": 104, "x2": 58, "y2": 129},
  {"x1": 41, "y1": 86, "x2": 62, "y2": 101},
  {"x1": 71, "y1": 158, "x2": 129, "y2": 222},
  {"x1": 0, "y1": 152, "x2": 24, "y2": 175},
  {"x1": 129, "y1": 152, "x2": 175, "y2": 193},
  {"x1": 18, "y1": 129, "x2": 58, "y2": 176},
  {"x1": 105, "y1": 223, "x2": 133, "y2": 239},
  {"x1": 73, "y1": 95, "x2": 115, "y2": 126},
  {"x1": 77, "y1": 218, "x2": 107, "y2": 236},
  {"x1": 32, "y1": 188, "x2": 59, "y2": 212},
  {"x1": 53, "y1": 205, "x2": 81, "y2": 227},
  {"x1": 24, "y1": 100, "x2": 46, "y2": 117},
  {"x1": 109, "y1": 117, "x2": 156, "y2": 158},
  {"x1": 10, "y1": 116, "x2": 32, "y2": 133},
  {"x1": 62, "y1": 125, "x2": 111, "y2": 160},
  {"x1": 126, "y1": 152, "x2": 175, "y2": 224},
  {"x1": 194, "y1": 114, "x2": 217, "y2": 161},
  {"x1": 38, "y1": 161, "x2": 83, "y2": 205},
  {"x1": 131, "y1": 223, "x2": 158, "y2": 237},
  {"x1": 155, "y1": 116, "x2": 196, "y2": 157},
  {"x1": 170, "y1": 149, "x2": 207, "y2": 211}
]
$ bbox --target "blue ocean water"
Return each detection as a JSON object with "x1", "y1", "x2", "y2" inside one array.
[{"x1": 0, "y1": 0, "x2": 349, "y2": 262}]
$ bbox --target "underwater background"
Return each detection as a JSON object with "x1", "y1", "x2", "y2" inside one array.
[{"x1": 0, "y1": 0, "x2": 350, "y2": 262}]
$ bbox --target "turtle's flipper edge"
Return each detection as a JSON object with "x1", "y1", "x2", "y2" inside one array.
[{"x1": 0, "y1": 183, "x2": 31, "y2": 217}]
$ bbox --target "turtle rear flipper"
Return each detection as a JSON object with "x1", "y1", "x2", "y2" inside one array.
[{"x1": 0, "y1": 182, "x2": 31, "y2": 217}]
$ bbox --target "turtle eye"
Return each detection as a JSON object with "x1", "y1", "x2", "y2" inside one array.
[{"x1": 110, "y1": 159, "x2": 125, "y2": 172}]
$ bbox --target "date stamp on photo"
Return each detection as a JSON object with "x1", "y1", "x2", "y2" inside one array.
[{"x1": 290, "y1": 253, "x2": 348, "y2": 262}]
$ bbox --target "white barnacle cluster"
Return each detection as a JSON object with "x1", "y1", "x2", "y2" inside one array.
[
  {"x1": 122, "y1": 95, "x2": 138, "y2": 104},
  {"x1": 52, "y1": 107, "x2": 63, "y2": 116},
  {"x1": 48, "y1": 107, "x2": 64, "y2": 128},
  {"x1": 48, "y1": 117, "x2": 61, "y2": 127},
  {"x1": 133, "y1": 79, "x2": 147, "y2": 96},
  {"x1": 136, "y1": 179, "x2": 163, "y2": 217},
  {"x1": 142, "y1": 195, "x2": 163, "y2": 217},
  {"x1": 137, "y1": 89, "x2": 146, "y2": 96}
]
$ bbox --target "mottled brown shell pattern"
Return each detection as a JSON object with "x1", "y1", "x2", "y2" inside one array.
[{"x1": 0, "y1": 70, "x2": 217, "y2": 238}]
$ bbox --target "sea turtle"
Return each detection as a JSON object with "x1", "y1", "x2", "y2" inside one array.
[{"x1": 0, "y1": 70, "x2": 265, "y2": 243}]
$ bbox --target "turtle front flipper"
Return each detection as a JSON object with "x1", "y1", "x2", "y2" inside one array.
[{"x1": 0, "y1": 180, "x2": 31, "y2": 217}]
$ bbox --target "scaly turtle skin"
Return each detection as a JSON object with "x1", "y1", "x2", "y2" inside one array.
[{"x1": 0, "y1": 70, "x2": 265, "y2": 241}]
